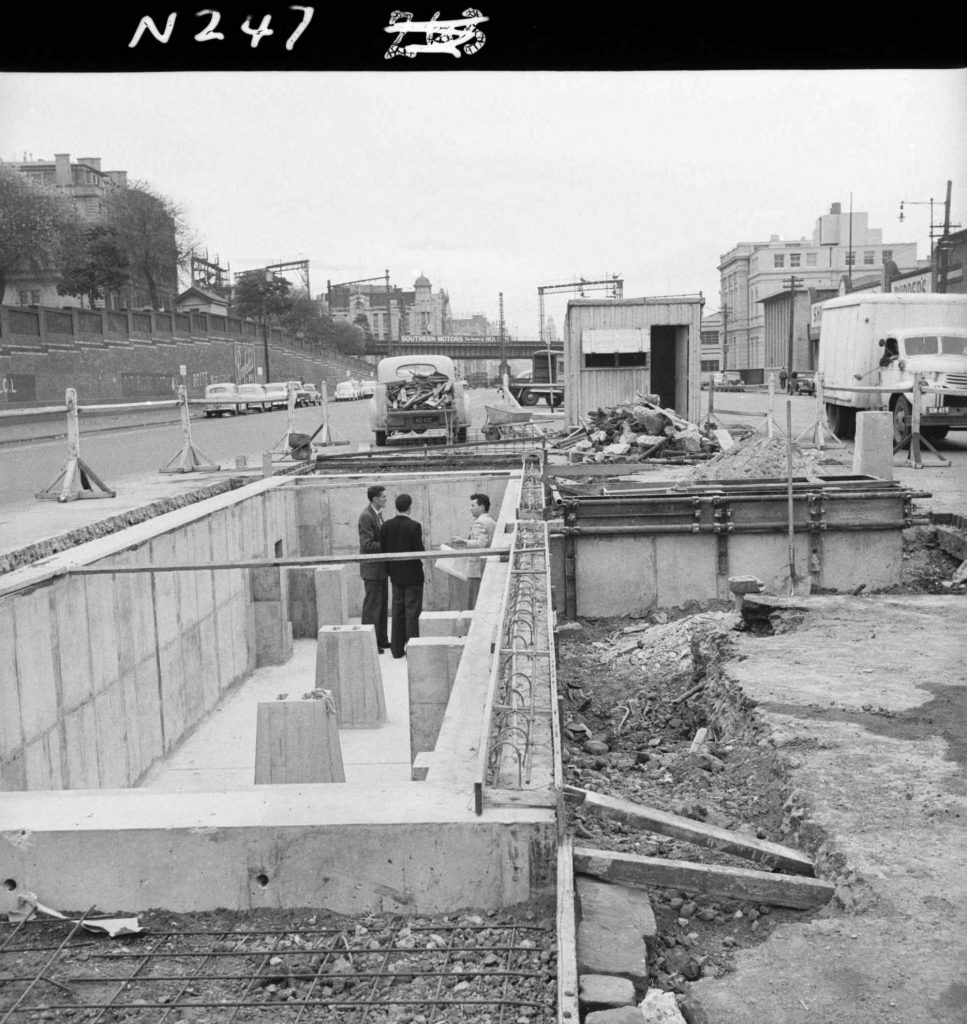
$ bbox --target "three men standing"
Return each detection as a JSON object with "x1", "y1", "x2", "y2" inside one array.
[
  {"x1": 380, "y1": 494, "x2": 425, "y2": 658},
  {"x1": 357, "y1": 484, "x2": 390, "y2": 653}
]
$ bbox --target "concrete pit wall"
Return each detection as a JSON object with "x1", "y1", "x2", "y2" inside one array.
[
  {"x1": 0, "y1": 469, "x2": 560, "y2": 916},
  {"x1": 0, "y1": 471, "x2": 511, "y2": 795}
]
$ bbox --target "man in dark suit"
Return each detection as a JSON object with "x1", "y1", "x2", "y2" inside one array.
[
  {"x1": 358, "y1": 484, "x2": 390, "y2": 653},
  {"x1": 380, "y1": 493, "x2": 425, "y2": 659}
]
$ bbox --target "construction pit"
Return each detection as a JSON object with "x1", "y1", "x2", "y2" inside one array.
[{"x1": 1, "y1": 445, "x2": 965, "y2": 1024}]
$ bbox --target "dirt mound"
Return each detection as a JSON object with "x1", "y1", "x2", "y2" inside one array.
[{"x1": 687, "y1": 435, "x2": 824, "y2": 482}]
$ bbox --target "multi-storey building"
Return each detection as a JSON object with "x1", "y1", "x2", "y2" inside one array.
[
  {"x1": 326, "y1": 274, "x2": 452, "y2": 343},
  {"x1": 719, "y1": 202, "x2": 922, "y2": 379},
  {"x1": 700, "y1": 310, "x2": 724, "y2": 378},
  {"x1": 3, "y1": 153, "x2": 177, "y2": 311}
]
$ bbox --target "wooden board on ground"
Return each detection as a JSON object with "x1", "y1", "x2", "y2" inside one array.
[
  {"x1": 557, "y1": 836, "x2": 580, "y2": 1023},
  {"x1": 573, "y1": 846, "x2": 834, "y2": 910},
  {"x1": 566, "y1": 787, "x2": 814, "y2": 875}
]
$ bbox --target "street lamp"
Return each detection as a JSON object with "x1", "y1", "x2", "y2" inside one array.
[
  {"x1": 899, "y1": 181, "x2": 959, "y2": 292},
  {"x1": 261, "y1": 269, "x2": 275, "y2": 381}
]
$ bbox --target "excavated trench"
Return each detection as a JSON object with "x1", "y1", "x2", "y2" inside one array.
[{"x1": 556, "y1": 605, "x2": 859, "y2": 1003}]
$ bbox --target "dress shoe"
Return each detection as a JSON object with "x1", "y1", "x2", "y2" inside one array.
[
  {"x1": 392, "y1": 652, "x2": 406, "y2": 659},
  {"x1": 378, "y1": 648, "x2": 386, "y2": 655}
]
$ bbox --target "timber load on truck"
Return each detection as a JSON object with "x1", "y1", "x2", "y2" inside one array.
[
  {"x1": 817, "y1": 293, "x2": 967, "y2": 442},
  {"x1": 370, "y1": 355, "x2": 471, "y2": 446}
]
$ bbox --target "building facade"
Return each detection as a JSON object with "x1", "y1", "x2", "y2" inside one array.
[
  {"x1": 3, "y1": 153, "x2": 177, "y2": 312},
  {"x1": 325, "y1": 274, "x2": 452, "y2": 343},
  {"x1": 719, "y1": 202, "x2": 922, "y2": 375},
  {"x1": 700, "y1": 310, "x2": 724, "y2": 379}
]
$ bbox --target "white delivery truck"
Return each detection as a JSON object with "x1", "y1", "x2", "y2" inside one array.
[{"x1": 817, "y1": 293, "x2": 967, "y2": 441}]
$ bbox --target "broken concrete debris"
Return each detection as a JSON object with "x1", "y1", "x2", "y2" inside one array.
[{"x1": 562, "y1": 400, "x2": 718, "y2": 463}]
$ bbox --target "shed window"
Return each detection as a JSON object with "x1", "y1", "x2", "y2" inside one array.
[{"x1": 582, "y1": 328, "x2": 650, "y2": 369}]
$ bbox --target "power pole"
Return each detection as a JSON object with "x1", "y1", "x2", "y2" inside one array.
[
  {"x1": 498, "y1": 292, "x2": 506, "y2": 377},
  {"x1": 938, "y1": 180, "x2": 953, "y2": 294},
  {"x1": 782, "y1": 275, "x2": 800, "y2": 389},
  {"x1": 720, "y1": 305, "x2": 730, "y2": 371}
]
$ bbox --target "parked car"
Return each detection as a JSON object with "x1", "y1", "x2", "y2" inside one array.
[
  {"x1": 203, "y1": 382, "x2": 240, "y2": 417},
  {"x1": 262, "y1": 382, "x2": 290, "y2": 409},
  {"x1": 334, "y1": 380, "x2": 361, "y2": 401},
  {"x1": 237, "y1": 382, "x2": 268, "y2": 412},
  {"x1": 301, "y1": 383, "x2": 322, "y2": 405},
  {"x1": 358, "y1": 379, "x2": 377, "y2": 398},
  {"x1": 711, "y1": 371, "x2": 743, "y2": 390},
  {"x1": 793, "y1": 372, "x2": 816, "y2": 396}
]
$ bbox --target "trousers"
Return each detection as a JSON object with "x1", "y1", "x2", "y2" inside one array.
[
  {"x1": 390, "y1": 582, "x2": 423, "y2": 657},
  {"x1": 361, "y1": 578, "x2": 389, "y2": 649}
]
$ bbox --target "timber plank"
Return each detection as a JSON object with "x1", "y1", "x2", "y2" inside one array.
[
  {"x1": 557, "y1": 837, "x2": 580, "y2": 1023},
  {"x1": 573, "y1": 846, "x2": 834, "y2": 910},
  {"x1": 565, "y1": 786, "x2": 814, "y2": 876}
]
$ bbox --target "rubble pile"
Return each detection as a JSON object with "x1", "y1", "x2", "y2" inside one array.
[
  {"x1": 385, "y1": 371, "x2": 457, "y2": 411},
  {"x1": 563, "y1": 401, "x2": 718, "y2": 463},
  {"x1": 687, "y1": 435, "x2": 825, "y2": 482}
]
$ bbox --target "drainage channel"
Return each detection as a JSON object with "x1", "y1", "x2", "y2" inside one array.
[{"x1": 0, "y1": 910, "x2": 557, "y2": 1022}]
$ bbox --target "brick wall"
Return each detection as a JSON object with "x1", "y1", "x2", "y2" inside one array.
[{"x1": 0, "y1": 305, "x2": 375, "y2": 407}]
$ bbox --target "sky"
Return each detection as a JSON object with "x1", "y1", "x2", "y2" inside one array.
[{"x1": 1, "y1": 69, "x2": 965, "y2": 338}]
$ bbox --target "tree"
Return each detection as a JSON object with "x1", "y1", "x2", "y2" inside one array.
[
  {"x1": 332, "y1": 319, "x2": 367, "y2": 356},
  {"x1": 101, "y1": 179, "x2": 192, "y2": 309},
  {"x1": 57, "y1": 225, "x2": 130, "y2": 309},
  {"x1": 0, "y1": 165, "x2": 81, "y2": 303},
  {"x1": 232, "y1": 272, "x2": 293, "y2": 321},
  {"x1": 353, "y1": 312, "x2": 374, "y2": 343}
]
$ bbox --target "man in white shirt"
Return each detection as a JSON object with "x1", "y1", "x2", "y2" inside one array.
[{"x1": 463, "y1": 492, "x2": 496, "y2": 608}]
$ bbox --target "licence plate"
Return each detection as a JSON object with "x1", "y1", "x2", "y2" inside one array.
[
  {"x1": 412, "y1": 414, "x2": 437, "y2": 425},
  {"x1": 925, "y1": 407, "x2": 949, "y2": 415}
]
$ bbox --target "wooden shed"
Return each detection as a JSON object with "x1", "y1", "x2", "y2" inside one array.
[{"x1": 563, "y1": 295, "x2": 704, "y2": 426}]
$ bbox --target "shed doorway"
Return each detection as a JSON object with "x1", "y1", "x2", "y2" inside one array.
[{"x1": 650, "y1": 326, "x2": 679, "y2": 408}]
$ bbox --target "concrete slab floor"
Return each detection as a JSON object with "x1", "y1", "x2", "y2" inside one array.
[{"x1": 139, "y1": 625, "x2": 411, "y2": 791}]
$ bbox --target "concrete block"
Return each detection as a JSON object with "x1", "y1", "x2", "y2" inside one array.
[
  {"x1": 576, "y1": 536, "x2": 658, "y2": 618},
  {"x1": 254, "y1": 698, "x2": 345, "y2": 784},
  {"x1": 406, "y1": 637, "x2": 465, "y2": 763},
  {"x1": 196, "y1": 610, "x2": 221, "y2": 713},
  {"x1": 132, "y1": 658, "x2": 164, "y2": 777},
  {"x1": 579, "y1": 974, "x2": 637, "y2": 1010},
  {"x1": 315, "y1": 625, "x2": 386, "y2": 728},
  {"x1": 937, "y1": 525, "x2": 967, "y2": 562},
  {"x1": 251, "y1": 565, "x2": 282, "y2": 602},
  {"x1": 418, "y1": 611, "x2": 471, "y2": 637},
  {"x1": 654, "y1": 535, "x2": 720, "y2": 607},
  {"x1": 285, "y1": 567, "x2": 319, "y2": 638},
  {"x1": 254, "y1": 604, "x2": 294, "y2": 667},
  {"x1": 314, "y1": 566, "x2": 349, "y2": 626},
  {"x1": 576, "y1": 877, "x2": 655, "y2": 989},
  {"x1": 853, "y1": 410, "x2": 893, "y2": 480}
]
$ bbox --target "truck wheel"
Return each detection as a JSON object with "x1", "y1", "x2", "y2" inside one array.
[
  {"x1": 922, "y1": 425, "x2": 949, "y2": 441},
  {"x1": 545, "y1": 393, "x2": 563, "y2": 407},
  {"x1": 892, "y1": 397, "x2": 912, "y2": 445},
  {"x1": 519, "y1": 389, "x2": 539, "y2": 406},
  {"x1": 375, "y1": 430, "x2": 387, "y2": 447}
]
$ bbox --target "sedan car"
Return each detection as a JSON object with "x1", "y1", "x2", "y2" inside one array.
[
  {"x1": 334, "y1": 380, "x2": 361, "y2": 401},
  {"x1": 358, "y1": 379, "x2": 377, "y2": 398},
  {"x1": 301, "y1": 383, "x2": 322, "y2": 405},
  {"x1": 237, "y1": 383, "x2": 268, "y2": 412}
]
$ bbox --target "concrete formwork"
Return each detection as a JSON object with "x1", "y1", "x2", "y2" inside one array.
[{"x1": 0, "y1": 468, "x2": 559, "y2": 917}]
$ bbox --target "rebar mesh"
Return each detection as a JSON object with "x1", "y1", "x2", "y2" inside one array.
[{"x1": 1, "y1": 913, "x2": 556, "y2": 1023}]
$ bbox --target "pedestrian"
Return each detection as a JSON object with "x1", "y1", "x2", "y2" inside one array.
[
  {"x1": 464, "y1": 492, "x2": 497, "y2": 609},
  {"x1": 778, "y1": 368, "x2": 789, "y2": 393},
  {"x1": 358, "y1": 484, "x2": 390, "y2": 653},
  {"x1": 380, "y1": 493, "x2": 425, "y2": 659}
]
